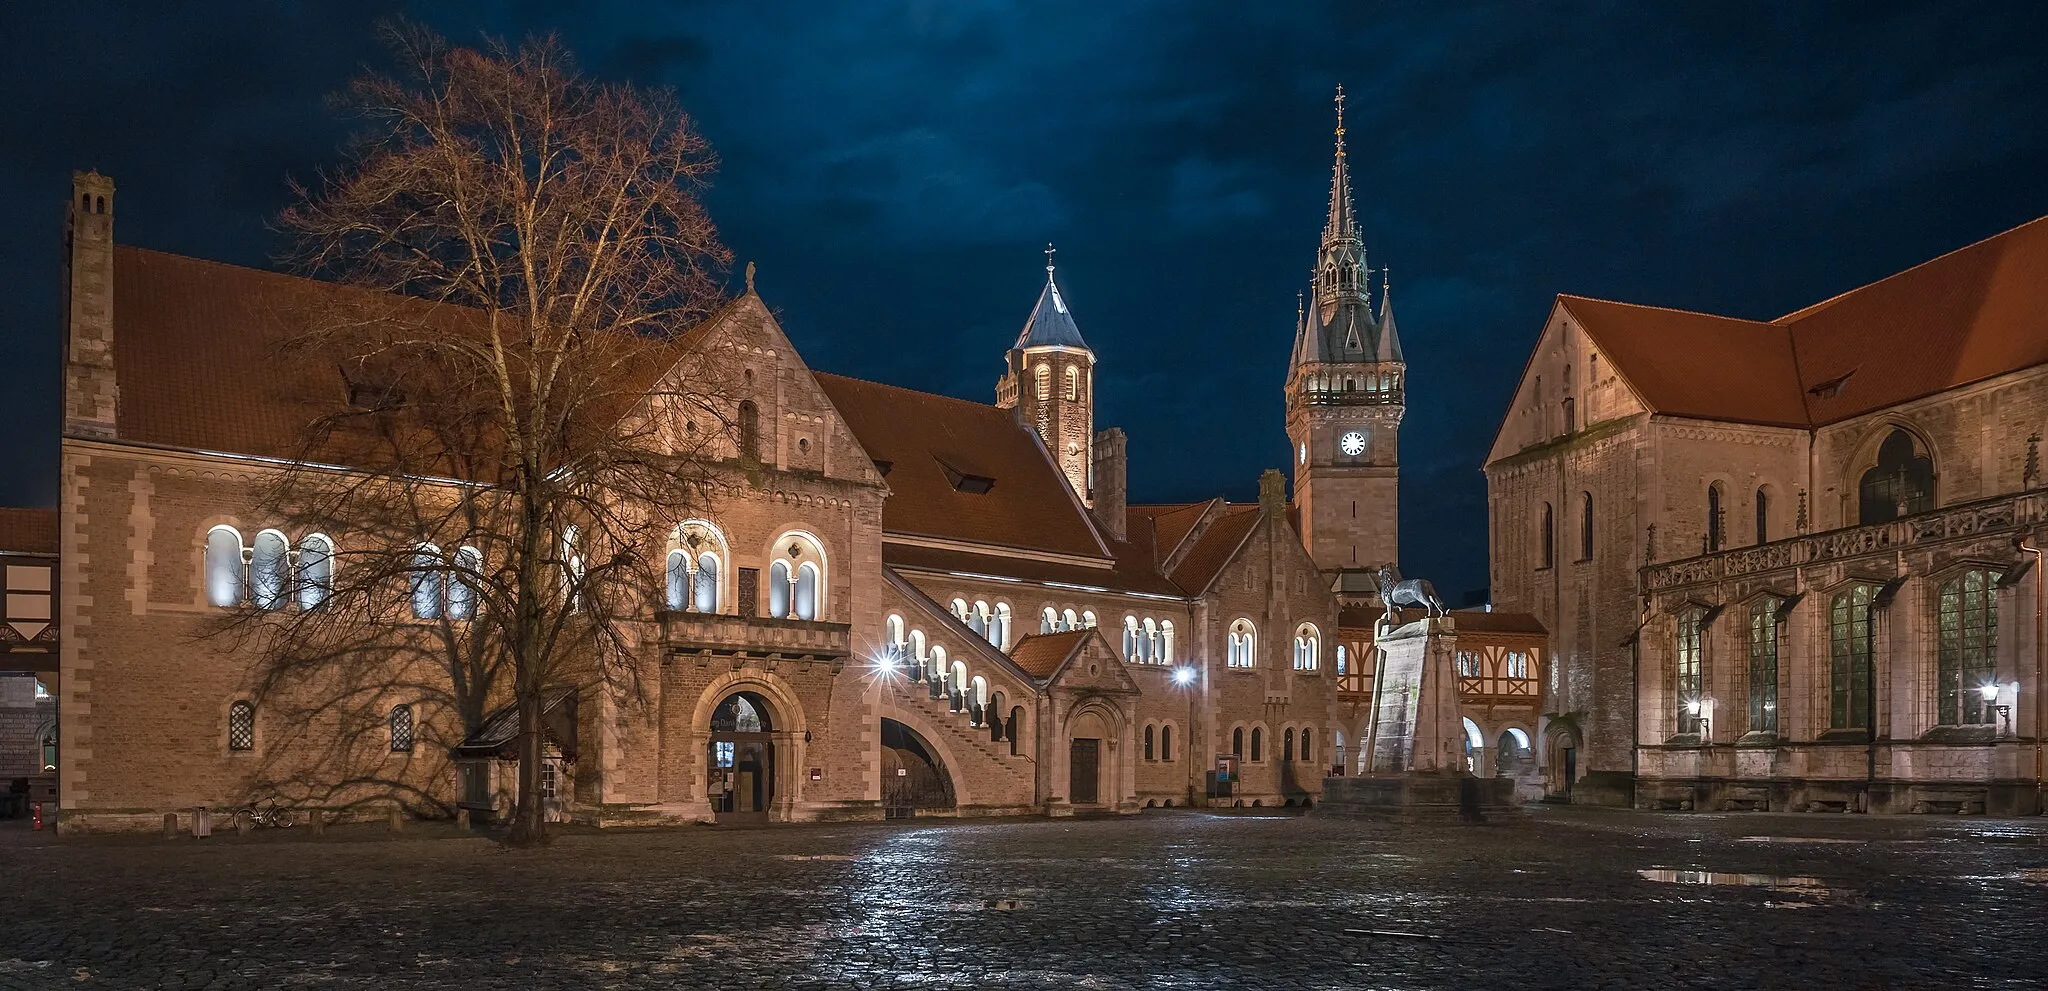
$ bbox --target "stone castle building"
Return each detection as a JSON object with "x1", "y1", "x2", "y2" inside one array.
[
  {"x1": 1486, "y1": 215, "x2": 2048, "y2": 813},
  {"x1": 39, "y1": 105, "x2": 1438, "y2": 832}
]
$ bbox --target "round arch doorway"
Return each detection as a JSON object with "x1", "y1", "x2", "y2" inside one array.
[{"x1": 709, "y1": 692, "x2": 777, "y2": 823}]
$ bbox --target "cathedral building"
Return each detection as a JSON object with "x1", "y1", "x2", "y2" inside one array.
[
  {"x1": 1486, "y1": 215, "x2": 2048, "y2": 813},
  {"x1": 41, "y1": 110, "x2": 1383, "y2": 831}
]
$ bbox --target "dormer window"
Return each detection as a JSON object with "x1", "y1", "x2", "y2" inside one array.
[{"x1": 937, "y1": 457, "x2": 995, "y2": 494}]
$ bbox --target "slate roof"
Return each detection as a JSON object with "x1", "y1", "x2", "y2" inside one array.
[
  {"x1": 453, "y1": 687, "x2": 580, "y2": 760},
  {"x1": 1556, "y1": 213, "x2": 2048, "y2": 430},
  {"x1": 815, "y1": 372, "x2": 1108, "y2": 559},
  {"x1": 1012, "y1": 276, "x2": 1089, "y2": 351},
  {"x1": 0, "y1": 508, "x2": 58, "y2": 555}
]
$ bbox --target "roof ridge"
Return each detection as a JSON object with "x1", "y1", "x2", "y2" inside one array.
[
  {"x1": 812, "y1": 370, "x2": 1003, "y2": 414},
  {"x1": 1556, "y1": 292, "x2": 1777, "y2": 326},
  {"x1": 1773, "y1": 213, "x2": 2048, "y2": 325}
]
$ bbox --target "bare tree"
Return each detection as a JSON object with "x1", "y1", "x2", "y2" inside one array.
[{"x1": 220, "y1": 25, "x2": 733, "y2": 844}]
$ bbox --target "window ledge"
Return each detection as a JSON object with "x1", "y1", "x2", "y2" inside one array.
[
  {"x1": 1814, "y1": 728, "x2": 1872, "y2": 743},
  {"x1": 1919, "y1": 724, "x2": 1997, "y2": 745},
  {"x1": 1662, "y1": 732, "x2": 1704, "y2": 747},
  {"x1": 1734, "y1": 731, "x2": 1781, "y2": 748}
]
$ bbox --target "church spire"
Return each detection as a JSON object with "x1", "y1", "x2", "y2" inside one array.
[
  {"x1": 1377, "y1": 268, "x2": 1404, "y2": 363},
  {"x1": 1315, "y1": 86, "x2": 1366, "y2": 311},
  {"x1": 1323, "y1": 85, "x2": 1358, "y2": 246}
]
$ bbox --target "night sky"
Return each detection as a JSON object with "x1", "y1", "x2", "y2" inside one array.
[{"x1": 5, "y1": 2, "x2": 2048, "y2": 597}]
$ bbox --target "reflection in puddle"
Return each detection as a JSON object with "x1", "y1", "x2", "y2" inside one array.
[
  {"x1": 950, "y1": 898, "x2": 1034, "y2": 911},
  {"x1": 1637, "y1": 869, "x2": 1849, "y2": 908},
  {"x1": 776, "y1": 854, "x2": 858, "y2": 861},
  {"x1": 1733, "y1": 836, "x2": 1862, "y2": 845}
]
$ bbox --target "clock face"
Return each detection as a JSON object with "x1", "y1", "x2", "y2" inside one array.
[{"x1": 1340, "y1": 431, "x2": 1368, "y2": 457}]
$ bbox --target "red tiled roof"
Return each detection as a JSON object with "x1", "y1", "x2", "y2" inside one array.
[
  {"x1": 1127, "y1": 501, "x2": 1211, "y2": 567},
  {"x1": 816, "y1": 372, "x2": 1108, "y2": 559},
  {"x1": 882, "y1": 542, "x2": 1187, "y2": 598},
  {"x1": 1555, "y1": 213, "x2": 2048, "y2": 430},
  {"x1": 0, "y1": 508, "x2": 58, "y2": 555},
  {"x1": 1556, "y1": 296, "x2": 1808, "y2": 427},
  {"x1": 1008, "y1": 630, "x2": 1090, "y2": 678},
  {"x1": 1165, "y1": 506, "x2": 1260, "y2": 594}
]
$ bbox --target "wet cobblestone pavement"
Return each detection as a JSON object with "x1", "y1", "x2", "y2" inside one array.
[{"x1": 4, "y1": 806, "x2": 2046, "y2": 989}]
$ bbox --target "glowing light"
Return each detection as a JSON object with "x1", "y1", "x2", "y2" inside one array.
[
  {"x1": 873, "y1": 652, "x2": 900, "y2": 674},
  {"x1": 1171, "y1": 666, "x2": 1196, "y2": 687},
  {"x1": 1685, "y1": 699, "x2": 1702, "y2": 714},
  {"x1": 1978, "y1": 683, "x2": 2001, "y2": 702}
]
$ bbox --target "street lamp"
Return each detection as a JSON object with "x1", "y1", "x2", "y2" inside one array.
[{"x1": 1171, "y1": 665, "x2": 1197, "y2": 807}]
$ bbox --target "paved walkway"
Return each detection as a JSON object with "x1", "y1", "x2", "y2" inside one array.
[{"x1": 3, "y1": 807, "x2": 2045, "y2": 988}]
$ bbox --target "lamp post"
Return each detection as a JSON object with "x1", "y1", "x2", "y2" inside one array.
[{"x1": 1172, "y1": 665, "x2": 1197, "y2": 806}]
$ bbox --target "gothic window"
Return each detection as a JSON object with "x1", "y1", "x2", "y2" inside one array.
[
  {"x1": 1250, "y1": 727, "x2": 1263, "y2": 762},
  {"x1": 411, "y1": 545, "x2": 445, "y2": 620},
  {"x1": 1829, "y1": 585, "x2": 1875, "y2": 730},
  {"x1": 1937, "y1": 569, "x2": 2000, "y2": 726},
  {"x1": 227, "y1": 700, "x2": 255, "y2": 752},
  {"x1": 1676, "y1": 607, "x2": 1704, "y2": 735},
  {"x1": 205, "y1": 525, "x2": 246, "y2": 608},
  {"x1": 737, "y1": 401, "x2": 760, "y2": 461},
  {"x1": 1284, "y1": 728, "x2": 1295, "y2": 762},
  {"x1": 240, "y1": 529, "x2": 287, "y2": 611},
  {"x1": 1755, "y1": 488, "x2": 1770, "y2": 545},
  {"x1": 450, "y1": 546, "x2": 483, "y2": 620},
  {"x1": 389, "y1": 704, "x2": 415, "y2": 753},
  {"x1": 1227, "y1": 619, "x2": 1257, "y2": 668},
  {"x1": 1144, "y1": 725, "x2": 1156, "y2": 761},
  {"x1": 1065, "y1": 366, "x2": 1079, "y2": 401},
  {"x1": 1579, "y1": 492, "x2": 1594, "y2": 561},
  {"x1": 1748, "y1": 600, "x2": 1779, "y2": 734},
  {"x1": 795, "y1": 562, "x2": 820, "y2": 620},
  {"x1": 561, "y1": 526, "x2": 585, "y2": 612},
  {"x1": 1034, "y1": 363, "x2": 1051, "y2": 400},
  {"x1": 1302, "y1": 728, "x2": 1313, "y2": 763},
  {"x1": 1858, "y1": 429, "x2": 1935, "y2": 524},
  {"x1": 297, "y1": 534, "x2": 334, "y2": 610},
  {"x1": 1232, "y1": 727, "x2": 1244, "y2": 758},
  {"x1": 1706, "y1": 484, "x2": 1726, "y2": 552},
  {"x1": 1539, "y1": 504, "x2": 1554, "y2": 569},
  {"x1": 1161, "y1": 724, "x2": 1173, "y2": 761}
]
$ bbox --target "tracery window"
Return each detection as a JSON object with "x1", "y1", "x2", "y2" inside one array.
[
  {"x1": 1227, "y1": 619, "x2": 1257, "y2": 668},
  {"x1": 768, "y1": 532, "x2": 825, "y2": 620},
  {"x1": 1676, "y1": 607, "x2": 1704, "y2": 735},
  {"x1": 1748, "y1": 600, "x2": 1779, "y2": 734},
  {"x1": 1292, "y1": 623, "x2": 1320, "y2": 671},
  {"x1": 1829, "y1": 585, "x2": 1874, "y2": 730},
  {"x1": 1858, "y1": 429, "x2": 1934, "y2": 525},
  {"x1": 1937, "y1": 569, "x2": 2000, "y2": 726}
]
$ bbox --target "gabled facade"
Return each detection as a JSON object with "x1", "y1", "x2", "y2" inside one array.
[
  {"x1": 41, "y1": 142, "x2": 1353, "y2": 830},
  {"x1": 1485, "y1": 214, "x2": 2048, "y2": 812}
]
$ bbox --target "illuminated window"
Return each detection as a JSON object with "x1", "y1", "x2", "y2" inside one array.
[
  {"x1": 1292, "y1": 623, "x2": 1320, "y2": 671},
  {"x1": 1034, "y1": 363, "x2": 1050, "y2": 400},
  {"x1": 449, "y1": 547, "x2": 483, "y2": 620},
  {"x1": 249, "y1": 530, "x2": 290, "y2": 610},
  {"x1": 297, "y1": 534, "x2": 334, "y2": 610},
  {"x1": 411, "y1": 545, "x2": 445, "y2": 620},
  {"x1": 1748, "y1": 600, "x2": 1779, "y2": 733},
  {"x1": 205, "y1": 525, "x2": 246, "y2": 608},
  {"x1": 1937, "y1": 570, "x2": 2000, "y2": 726},
  {"x1": 1227, "y1": 619, "x2": 1257, "y2": 668},
  {"x1": 1676, "y1": 607, "x2": 1704, "y2": 735},
  {"x1": 1830, "y1": 586, "x2": 1874, "y2": 729},
  {"x1": 1065, "y1": 366, "x2": 1079, "y2": 401}
]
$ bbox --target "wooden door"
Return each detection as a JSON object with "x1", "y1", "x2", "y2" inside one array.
[{"x1": 1069, "y1": 738, "x2": 1100, "y2": 805}]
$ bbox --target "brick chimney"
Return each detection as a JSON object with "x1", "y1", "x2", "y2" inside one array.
[
  {"x1": 64, "y1": 171, "x2": 118, "y2": 440},
  {"x1": 1090, "y1": 427, "x2": 1127, "y2": 541}
]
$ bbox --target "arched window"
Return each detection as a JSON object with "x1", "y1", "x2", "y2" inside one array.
[
  {"x1": 1143, "y1": 617, "x2": 1160, "y2": 663},
  {"x1": 1065, "y1": 366, "x2": 1079, "y2": 401},
  {"x1": 1062, "y1": 608, "x2": 1078, "y2": 631},
  {"x1": 1161, "y1": 724, "x2": 1173, "y2": 762},
  {"x1": 1707, "y1": 484, "x2": 1726, "y2": 552},
  {"x1": 1034, "y1": 363, "x2": 1051, "y2": 400},
  {"x1": 666, "y1": 550, "x2": 689, "y2": 611},
  {"x1": 1302, "y1": 728, "x2": 1313, "y2": 763},
  {"x1": 411, "y1": 545, "x2": 445, "y2": 620},
  {"x1": 737, "y1": 400, "x2": 760, "y2": 461},
  {"x1": 1938, "y1": 569, "x2": 2001, "y2": 726},
  {"x1": 205, "y1": 525, "x2": 246, "y2": 608},
  {"x1": 227, "y1": 700, "x2": 255, "y2": 752},
  {"x1": 1250, "y1": 727, "x2": 1263, "y2": 762},
  {"x1": 1829, "y1": 585, "x2": 1874, "y2": 729},
  {"x1": 1675, "y1": 606, "x2": 1704, "y2": 734},
  {"x1": 1293, "y1": 624, "x2": 1320, "y2": 671},
  {"x1": 1748, "y1": 599, "x2": 1780, "y2": 733},
  {"x1": 969, "y1": 676, "x2": 990, "y2": 726},
  {"x1": 1335, "y1": 644, "x2": 1348, "y2": 675},
  {"x1": 1539, "y1": 504, "x2": 1554, "y2": 568},
  {"x1": 1228, "y1": 619, "x2": 1257, "y2": 668},
  {"x1": 1461, "y1": 717, "x2": 1484, "y2": 772},
  {"x1": 297, "y1": 534, "x2": 334, "y2": 611},
  {"x1": 993, "y1": 603, "x2": 1012, "y2": 648},
  {"x1": 1231, "y1": 727, "x2": 1244, "y2": 758},
  {"x1": 248, "y1": 530, "x2": 289, "y2": 610},
  {"x1": 1122, "y1": 616, "x2": 1139, "y2": 659},
  {"x1": 389, "y1": 704, "x2": 415, "y2": 753},
  {"x1": 972, "y1": 601, "x2": 992, "y2": 640},
  {"x1": 1755, "y1": 488, "x2": 1770, "y2": 545},
  {"x1": 886, "y1": 614, "x2": 907, "y2": 664},
  {"x1": 1160, "y1": 621, "x2": 1175, "y2": 664},
  {"x1": 768, "y1": 560, "x2": 791, "y2": 618},
  {"x1": 1041, "y1": 606, "x2": 1057, "y2": 634},
  {"x1": 450, "y1": 547, "x2": 483, "y2": 620},
  {"x1": 1284, "y1": 727, "x2": 1295, "y2": 762},
  {"x1": 1082, "y1": 610, "x2": 1096, "y2": 628},
  {"x1": 770, "y1": 532, "x2": 825, "y2": 620},
  {"x1": 1859, "y1": 429, "x2": 1934, "y2": 524},
  {"x1": 695, "y1": 553, "x2": 720, "y2": 613},
  {"x1": 1144, "y1": 725, "x2": 1156, "y2": 761},
  {"x1": 1579, "y1": 492, "x2": 1594, "y2": 561},
  {"x1": 910, "y1": 629, "x2": 928, "y2": 680}
]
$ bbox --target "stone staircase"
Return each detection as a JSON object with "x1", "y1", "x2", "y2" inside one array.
[{"x1": 887, "y1": 681, "x2": 1036, "y2": 802}]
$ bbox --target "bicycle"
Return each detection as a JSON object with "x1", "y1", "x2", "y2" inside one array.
[{"x1": 220, "y1": 801, "x2": 295, "y2": 829}]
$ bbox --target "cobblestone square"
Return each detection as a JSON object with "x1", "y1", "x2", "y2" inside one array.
[{"x1": 4, "y1": 807, "x2": 2045, "y2": 989}]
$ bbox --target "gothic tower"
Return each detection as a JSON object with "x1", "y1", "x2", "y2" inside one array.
[
  {"x1": 996, "y1": 248, "x2": 1096, "y2": 505},
  {"x1": 1285, "y1": 88, "x2": 1404, "y2": 574}
]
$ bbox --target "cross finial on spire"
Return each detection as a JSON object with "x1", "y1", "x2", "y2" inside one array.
[
  {"x1": 1044, "y1": 242, "x2": 1057, "y2": 283},
  {"x1": 1334, "y1": 84, "x2": 1346, "y2": 157}
]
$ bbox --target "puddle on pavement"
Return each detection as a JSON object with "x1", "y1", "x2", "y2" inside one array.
[
  {"x1": 1733, "y1": 836, "x2": 1862, "y2": 845},
  {"x1": 1637, "y1": 869, "x2": 1850, "y2": 908},
  {"x1": 775, "y1": 854, "x2": 857, "y2": 861},
  {"x1": 949, "y1": 897, "x2": 1034, "y2": 911}
]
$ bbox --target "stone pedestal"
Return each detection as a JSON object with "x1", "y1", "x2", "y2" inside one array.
[{"x1": 1319, "y1": 615, "x2": 1523, "y2": 823}]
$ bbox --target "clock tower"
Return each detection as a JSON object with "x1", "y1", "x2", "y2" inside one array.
[{"x1": 1285, "y1": 87, "x2": 1404, "y2": 575}]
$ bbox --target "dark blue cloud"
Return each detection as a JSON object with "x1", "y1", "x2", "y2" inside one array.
[{"x1": 4, "y1": 0, "x2": 2047, "y2": 598}]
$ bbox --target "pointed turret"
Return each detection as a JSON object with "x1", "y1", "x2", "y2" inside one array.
[
  {"x1": 1376, "y1": 270, "x2": 1404, "y2": 363},
  {"x1": 996, "y1": 244, "x2": 1096, "y2": 505}
]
